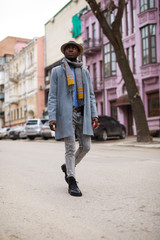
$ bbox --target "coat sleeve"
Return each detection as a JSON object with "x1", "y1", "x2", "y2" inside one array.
[
  {"x1": 86, "y1": 69, "x2": 98, "y2": 118},
  {"x1": 48, "y1": 68, "x2": 57, "y2": 122}
]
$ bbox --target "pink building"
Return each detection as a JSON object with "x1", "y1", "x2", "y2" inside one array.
[{"x1": 81, "y1": 0, "x2": 160, "y2": 136}]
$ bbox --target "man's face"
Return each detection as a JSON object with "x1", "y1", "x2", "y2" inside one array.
[{"x1": 64, "y1": 44, "x2": 80, "y2": 60}]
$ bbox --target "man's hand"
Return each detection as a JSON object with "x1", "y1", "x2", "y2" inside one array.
[
  {"x1": 49, "y1": 120, "x2": 57, "y2": 131},
  {"x1": 92, "y1": 117, "x2": 99, "y2": 129}
]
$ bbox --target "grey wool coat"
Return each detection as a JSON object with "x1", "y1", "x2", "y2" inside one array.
[{"x1": 48, "y1": 63, "x2": 98, "y2": 140}]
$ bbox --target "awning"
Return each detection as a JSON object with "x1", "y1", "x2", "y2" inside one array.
[{"x1": 115, "y1": 94, "x2": 130, "y2": 107}]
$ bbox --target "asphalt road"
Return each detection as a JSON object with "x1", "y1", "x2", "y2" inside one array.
[{"x1": 0, "y1": 138, "x2": 160, "y2": 240}]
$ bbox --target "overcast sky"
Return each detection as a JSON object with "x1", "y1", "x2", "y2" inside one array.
[{"x1": 0, "y1": 0, "x2": 70, "y2": 41}]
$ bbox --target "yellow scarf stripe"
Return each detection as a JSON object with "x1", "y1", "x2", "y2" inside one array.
[
  {"x1": 77, "y1": 92, "x2": 84, "y2": 99},
  {"x1": 77, "y1": 88, "x2": 83, "y2": 93},
  {"x1": 77, "y1": 90, "x2": 84, "y2": 94},
  {"x1": 67, "y1": 74, "x2": 74, "y2": 86},
  {"x1": 67, "y1": 74, "x2": 73, "y2": 78},
  {"x1": 68, "y1": 79, "x2": 74, "y2": 85},
  {"x1": 77, "y1": 87, "x2": 84, "y2": 99}
]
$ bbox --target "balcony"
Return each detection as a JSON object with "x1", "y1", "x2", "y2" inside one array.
[
  {"x1": 25, "y1": 64, "x2": 36, "y2": 76},
  {"x1": 10, "y1": 72, "x2": 23, "y2": 83},
  {"x1": 141, "y1": 63, "x2": 160, "y2": 78},
  {"x1": 0, "y1": 101, "x2": 5, "y2": 111},
  {"x1": 0, "y1": 93, "x2": 4, "y2": 100},
  {"x1": 9, "y1": 96, "x2": 19, "y2": 105},
  {"x1": 83, "y1": 38, "x2": 103, "y2": 56},
  {"x1": 0, "y1": 71, "x2": 5, "y2": 85},
  {"x1": 10, "y1": 73, "x2": 18, "y2": 83},
  {"x1": 0, "y1": 100, "x2": 4, "y2": 116},
  {"x1": 138, "y1": 8, "x2": 157, "y2": 28},
  {"x1": 94, "y1": 81, "x2": 103, "y2": 93}
]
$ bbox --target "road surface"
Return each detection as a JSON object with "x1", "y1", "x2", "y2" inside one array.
[{"x1": 0, "y1": 138, "x2": 160, "y2": 240}]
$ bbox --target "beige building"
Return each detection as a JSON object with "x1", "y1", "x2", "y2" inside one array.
[
  {"x1": 45, "y1": 0, "x2": 89, "y2": 66},
  {"x1": 4, "y1": 37, "x2": 45, "y2": 127},
  {"x1": 44, "y1": 0, "x2": 89, "y2": 116},
  {"x1": 0, "y1": 36, "x2": 31, "y2": 127}
]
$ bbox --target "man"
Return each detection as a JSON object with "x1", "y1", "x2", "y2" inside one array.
[{"x1": 48, "y1": 41, "x2": 98, "y2": 197}]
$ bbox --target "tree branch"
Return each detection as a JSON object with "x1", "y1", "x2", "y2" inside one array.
[
  {"x1": 112, "y1": 0, "x2": 125, "y2": 31},
  {"x1": 86, "y1": 0, "x2": 118, "y2": 48}
]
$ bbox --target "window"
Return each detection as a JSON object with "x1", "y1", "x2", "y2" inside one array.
[
  {"x1": 125, "y1": 3, "x2": 129, "y2": 36},
  {"x1": 30, "y1": 52, "x2": 33, "y2": 66},
  {"x1": 92, "y1": 23, "x2": 96, "y2": 46},
  {"x1": 20, "y1": 107, "x2": 22, "y2": 119},
  {"x1": 141, "y1": 24, "x2": 156, "y2": 65},
  {"x1": 104, "y1": 43, "x2": 116, "y2": 77},
  {"x1": 140, "y1": 0, "x2": 155, "y2": 12},
  {"x1": 121, "y1": 18, "x2": 124, "y2": 38},
  {"x1": 11, "y1": 111, "x2": 13, "y2": 121},
  {"x1": 107, "y1": 12, "x2": 114, "y2": 27},
  {"x1": 131, "y1": 0, "x2": 135, "y2": 33},
  {"x1": 44, "y1": 88, "x2": 48, "y2": 106},
  {"x1": 17, "y1": 108, "x2": 19, "y2": 120},
  {"x1": 93, "y1": 63, "x2": 97, "y2": 89},
  {"x1": 14, "y1": 109, "x2": 16, "y2": 120},
  {"x1": 126, "y1": 48, "x2": 130, "y2": 66},
  {"x1": 99, "y1": 26, "x2": 102, "y2": 40},
  {"x1": 147, "y1": 91, "x2": 159, "y2": 117},
  {"x1": 100, "y1": 60, "x2": 103, "y2": 81},
  {"x1": 86, "y1": 26, "x2": 89, "y2": 40},
  {"x1": 132, "y1": 45, "x2": 136, "y2": 74},
  {"x1": 16, "y1": 63, "x2": 19, "y2": 72}
]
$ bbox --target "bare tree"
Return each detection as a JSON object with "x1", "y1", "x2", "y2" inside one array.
[{"x1": 86, "y1": 0, "x2": 152, "y2": 142}]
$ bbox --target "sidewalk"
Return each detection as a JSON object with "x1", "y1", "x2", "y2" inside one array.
[{"x1": 104, "y1": 136, "x2": 160, "y2": 149}]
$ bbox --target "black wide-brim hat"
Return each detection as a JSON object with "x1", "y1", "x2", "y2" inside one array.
[{"x1": 61, "y1": 41, "x2": 83, "y2": 54}]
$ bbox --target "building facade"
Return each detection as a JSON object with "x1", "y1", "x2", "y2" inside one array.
[
  {"x1": 44, "y1": 0, "x2": 89, "y2": 116},
  {"x1": 81, "y1": 0, "x2": 160, "y2": 135},
  {"x1": 0, "y1": 36, "x2": 31, "y2": 127},
  {"x1": 4, "y1": 37, "x2": 45, "y2": 127}
]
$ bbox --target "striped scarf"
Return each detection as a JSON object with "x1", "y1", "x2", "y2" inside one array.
[{"x1": 63, "y1": 58, "x2": 84, "y2": 106}]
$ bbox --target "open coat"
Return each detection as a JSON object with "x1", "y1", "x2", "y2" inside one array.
[{"x1": 48, "y1": 63, "x2": 98, "y2": 140}]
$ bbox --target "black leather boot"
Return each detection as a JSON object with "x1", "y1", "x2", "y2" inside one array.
[
  {"x1": 61, "y1": 164, "x2": 68, "y2": 183},
  {"x1": 68, "y1": 176, "x2": 82, "y2": 197}
]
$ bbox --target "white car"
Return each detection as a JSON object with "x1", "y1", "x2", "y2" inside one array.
[
  {"x1": 25, "y1": 119, "x2": 48, "y2": 140},
  {"x1": 0, "y1": 127, "x2": 10, "y2": 139},
  {"x1": 41, "y1": 120, "x2": 55, "y2": 140},
  {"x1": 19, "y1": 126, "x2": 27, "y2": 139}
]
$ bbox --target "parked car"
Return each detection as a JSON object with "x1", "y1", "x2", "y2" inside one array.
[
  {"x1": 25, "y1": 118, "x2": 48, "y2": 140},
  {"x1": 19, "y1": 126, "x2": 27, "y2": 139},
  {"x1": 9, "y1": 126, "x2": 24, "y2": 140},
  {"x1": 41, "y1": 120, "x2": 55, "y2": 140},
  {"x1": 0, "y1": 127, "x2": 10, "y2": 139},
  {"x1": 93, "y1": 115, "x2": 126, "y2": 141}
]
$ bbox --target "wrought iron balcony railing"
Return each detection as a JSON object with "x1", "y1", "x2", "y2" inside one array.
[{"x1": 83, "y1": 38, "x2": 103, "y2": 55}]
